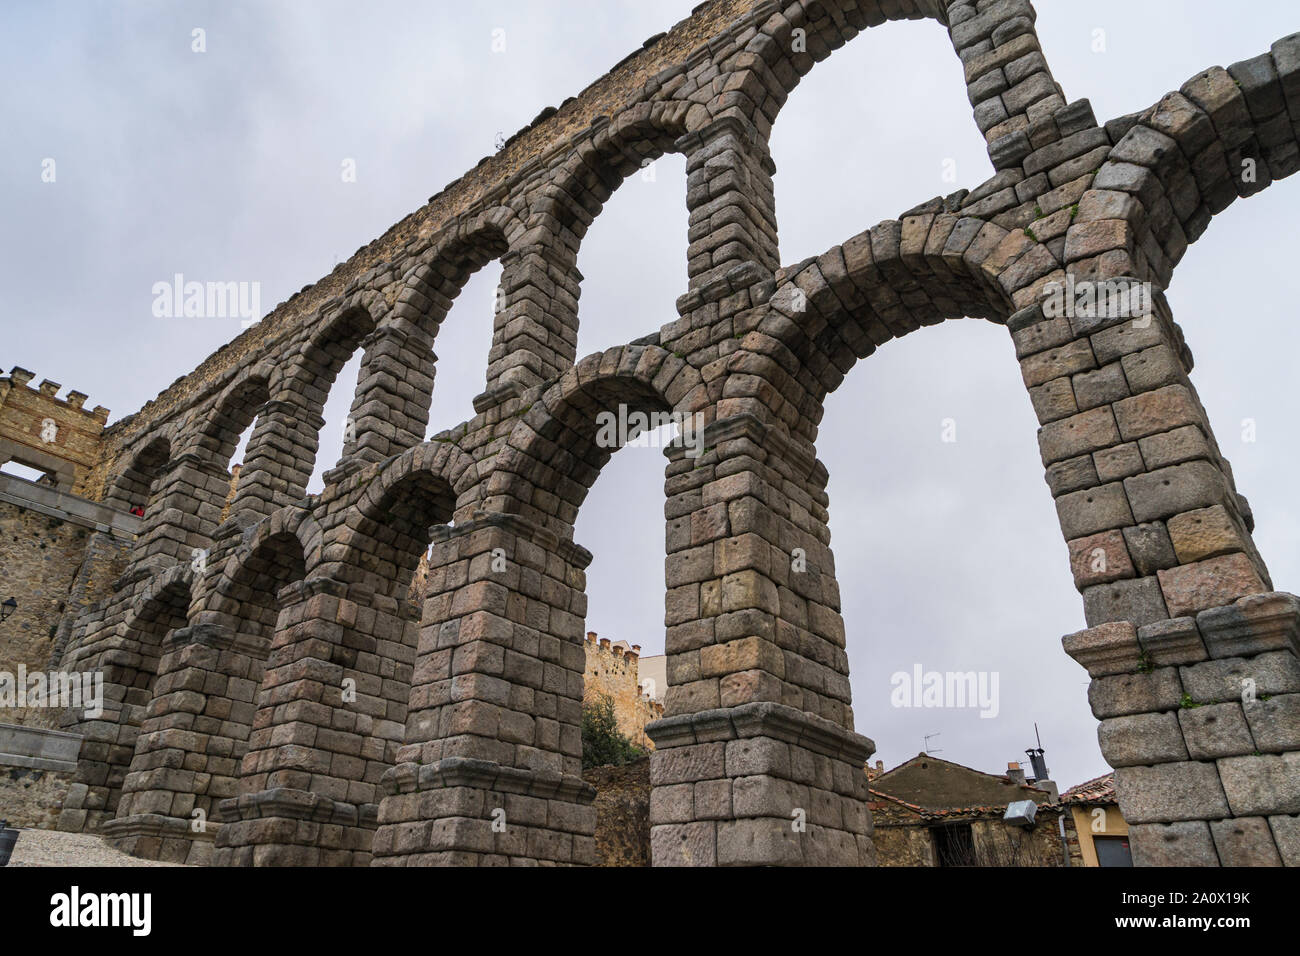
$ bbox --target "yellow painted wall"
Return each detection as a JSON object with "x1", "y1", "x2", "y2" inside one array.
[{"x1": 1071, "y1": 803, "x2": 1129, "y2": 866}]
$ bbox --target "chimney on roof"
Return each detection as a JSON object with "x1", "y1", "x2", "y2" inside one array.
[
  {"x1": 586, "y1": 631, "x2": 597, "y2": 642},
  {"x1": 1006, "y1": 761, "x2": 1026, "y2": 786},
  {"x1": 1026, "y1": 747, "x2": 1050, "y2": 783},
  {"x1": 1025, "y1": 730, "x2": 1059, "y2": 801}
]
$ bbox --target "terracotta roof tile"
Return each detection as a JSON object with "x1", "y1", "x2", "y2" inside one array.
[{"x1": 1061, "y1": 772, "x2": 1115, "y2": 805}]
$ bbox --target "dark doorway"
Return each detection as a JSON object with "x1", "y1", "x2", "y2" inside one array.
[{"x1": 932, "y1": 824, "x2": 975, "y2": 867}]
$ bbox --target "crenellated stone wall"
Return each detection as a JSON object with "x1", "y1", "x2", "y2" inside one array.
[
  {"x1": 0, "y1": 367, "x2": 110, "y2": 495},
  {"x1": 582, "y1": 632, "x2": 664, "y2": 750}
]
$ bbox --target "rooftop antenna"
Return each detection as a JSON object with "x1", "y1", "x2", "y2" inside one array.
[{"x1": 923, "y1": 733, "x2": 943, "y2": 755}]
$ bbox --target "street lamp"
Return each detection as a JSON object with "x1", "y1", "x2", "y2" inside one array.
[{"x1": 0, "y1": 598, "x2": 16, "y2": 622}]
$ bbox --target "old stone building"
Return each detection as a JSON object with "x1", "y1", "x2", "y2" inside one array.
[
  {"x1": 869, "y1": 754, "x2": 1067, "y2": 866},
  {"x1": 0, "y1": 367, "x2": 128, "y2": 699},
  {"x1": 0, "y1": 367, "x2": 111, "y2": 495},
  {"x1": 583, "y1": 632, "x2": 664, "y2": 750},
  {"x1": 2, "y1": 0, "x2": 1300, "y2": 866},
  {"x1": 0, "y1": 372, "x2": 126, "y2": 828},
  {"x1": 868, "y1": 758, "x2": 1136, "y2": 867},
  {"x1": 1061, "y1": 773, "x2": 1131, "y2": 866}
]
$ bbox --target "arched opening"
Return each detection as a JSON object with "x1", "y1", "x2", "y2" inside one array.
[
  {"x1": 348, "y1": 462, "x2": 459, "y2": 603},
  {"x1": 191, "y1": 370, "x2": 272, "y2": 526},
  {"x1": 291, "y1": 307, "x2": 376, "y2": 493},
  {"x1": 207, "y1": 527, "x2": 309, "y2": 799},
  {"x1": 499, "y1": 347, "x2": 703, "y2": 860},
  {"x1": 768, "y1": 18, "x2": 989, "y2": 266},
  {"x1": 382, "y1": 223, "x2": 512, "y2": 442},
  {"x1": 574, "y1": 151, "x2": 688, "y2": 358},
  {"x1": 310, "y1": 348, "x2": 365, "y2": 492},
  {"x1": 105, "y1": 574, "x2": 193, "y2": 815},
  {"x1": 222, "y1": 421, "x2": 257, "y2": 521},
  {"x1": 105, "y1": 435, "x2": 171, "y2": 515},
  {"x1": 373, "y1": 347, "x2": 704, "y2": 866},
  {"x1": 424, "y1": 260, "x2": 504, "y2": 435},
  {"x1": 221, "y1": 452, "x2": 467, "y2": 866},
  {"x1": 816, "y1": 319, "x2": 1104, "y2": 792},
  {"x1": 201, "y1": 376, "x2": 269, "y2": 464},
  {"x1": 112, "y1": 523, "x2": 311, "y2": 845}
]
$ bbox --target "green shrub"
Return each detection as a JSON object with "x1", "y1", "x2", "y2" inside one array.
[{"x1": 581, "y1": 693, "x2": 644, "y2": 770}]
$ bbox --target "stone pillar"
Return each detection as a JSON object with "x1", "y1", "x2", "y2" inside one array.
[
  {"x1": 56, "y1": 561, "x2": 192, "y2": 833},
  {"x1": 946, "y1": 0, "x2": 1069, "y2": 169},
  {"x1": 1016, "y1": 286, "x2": 1271, "y2": 626},
  {"x1": 136, "y1": 453, "x2": 232, "y2": 564},
  {"x1": 212, "y1": 576, "x2": 415, "y2": 866},
  {"x1": 371, "y1": 513, "x2": 597, "y2": 866},
  {"x1": 648, "y1": 413, "x2": 875, "y2": 866},
  {"x1": 1065, "y1": 592, "x2": 1300, "y2": 866},
  {"x1": 479, "y1": 244, "x2": 582, "y2": 406},
  {"x1": 344, "y1": 325, "x2": 437, "y2": 464},
  {"x1": 1018, "y1": 191, "x2": 1295, "y2": 862},
  {"x1": 679, "y1": 114, "x2": 778, "y2": 294},
  {"x1": 228, "y1": 399, "x2": 323, "y2": 516},
  {"x1": 103, "y1": 622, "x2": 264, "y2": 865}
]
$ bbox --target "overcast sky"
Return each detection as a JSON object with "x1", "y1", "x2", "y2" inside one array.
[{"x1": 4, "y1": 1, "x2": 1299, "y2": 790}]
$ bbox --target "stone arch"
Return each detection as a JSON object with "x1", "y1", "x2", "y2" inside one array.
[
  {"x1": 103, "y1": 433, "x2": 173, "y2": 513},
  {"x1": 97, "y1": 564, "x2": 196, "y2": 815},
  {"x1": 268, "y1": 294, "x2": 390, "y2": 478},
  {"x1": 494, "y1": 343, "x2": 709, "y2": 537},
  {"x1": 212, "y1": 447, "x2": 475, "y2": 866},
  {"x1": 127, "y1": 365, "x2": 278, "y2": 560},
  {"x1": 212, "y1": 505, "x2": 323, "y2": 607},
  {"x1": 705, "y1": 0, "x2": 1065, "y2": 173},
  {"x1": 525, "y1": 102, "x2": 692, "y2": 366},
  {"x1": 709, "y1": 0, "x2": 949, "y2": 136},
  {"x1": 120, "y1": 563, "x2": 197, "y2": 656},
  {"x1": 1084, "y1": 48, "x2": 1300, "y2": 290},
  {"x1": 190, "y1": 364, "x2": 277, "y2": 465},
  {"x1": 541, "y1": 102, "x2": 692, "y2": 225},
  {"x1": 327, "y1": 439, "x2": 478, "y2": 603},
  {"x1": 740, "y1": 215, "x2": 1030, "y2": 445},
  {"x1": 370, "y1": 344, "x2": 705, "y2": 865},
  {"x1": 107, "y1": 512, "x2": 316, "y2": 861},
  {"x1": 394, "y1": 209, "x2": 522, "y2": 337},
  {"x1": 388, "y1": 210, "x2": 518, "y2": 409}
]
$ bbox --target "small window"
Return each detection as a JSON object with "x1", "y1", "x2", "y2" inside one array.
[
  {"x1": 0, "y1": 460, "x2": 54, "y2": 484},
  {"x1": 932, "y1": 824, "x2": 975, "y2": 867},
  {"x1": 1094, "y1": 834, "x2": 1133, "y2": 867}
]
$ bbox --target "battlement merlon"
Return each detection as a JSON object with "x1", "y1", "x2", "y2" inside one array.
[
  {"x1": 1, "y1": 366, "x2": 112, "y2": 494},
  {"x1": 4, "y1": 367, "x2": 110, "y2": 423}
]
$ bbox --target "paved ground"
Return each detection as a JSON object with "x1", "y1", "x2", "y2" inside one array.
[{"x1": 5, "y1": 828, "x2": 188, "y2": 867}]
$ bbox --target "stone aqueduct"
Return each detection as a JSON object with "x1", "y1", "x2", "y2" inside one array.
[{"x1": 49, "y1": 0, "x2": 1300, "y2": 865}]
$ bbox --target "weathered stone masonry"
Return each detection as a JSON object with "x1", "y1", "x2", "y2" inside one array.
[{"x1": 33, "y1": 0, "x2": 1300, "y2": 865}]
